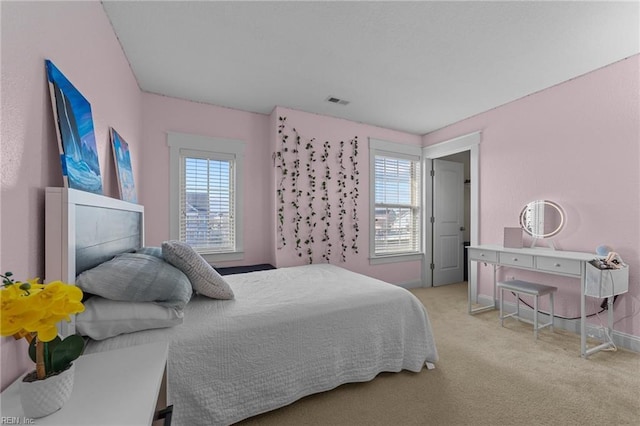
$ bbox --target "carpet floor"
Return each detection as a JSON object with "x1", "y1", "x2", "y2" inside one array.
[{"x1": 239, "y1": 282, "x2": 639, "y2": 425}]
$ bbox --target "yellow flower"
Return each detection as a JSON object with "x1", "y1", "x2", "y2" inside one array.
[
  {"x1": 2, "y1": 272, "x2": 86, "y2": 378},
  {"x1": 23, "y1": 312, "x2": 68, "y2": 342},
  {"x1": 1, "y1": 278, "x2": 84, "y2": 341},
  {"x1": 1, "y1": 312, "x2": 29, "y2": 336}
]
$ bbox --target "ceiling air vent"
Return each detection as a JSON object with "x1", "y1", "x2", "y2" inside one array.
[{"x1": 326, "y1": 96, "x2": 350, "y2": 106}]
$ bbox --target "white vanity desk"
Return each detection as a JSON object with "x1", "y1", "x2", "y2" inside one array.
[{"x1": 467, "y1": 244, "x2": 621, "y2": 358}]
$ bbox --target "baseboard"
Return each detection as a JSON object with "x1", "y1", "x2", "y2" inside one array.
[{"x1": 477, "y1": 295, "x2": 640, "y2": 353}]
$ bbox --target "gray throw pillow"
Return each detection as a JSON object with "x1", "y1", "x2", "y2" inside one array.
[
  {"x1": 162, "y1": 240, "x2": 234, "y2": 300},
  {"x1": 135, "y1": 246, "x2": 163, "y2": 259},
  {"x1": 76, "y1": 253, "x2": 193, "y2": 309}
]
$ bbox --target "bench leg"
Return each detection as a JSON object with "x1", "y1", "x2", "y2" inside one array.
[
  {"x1": 534, "y1": 295, "x2": 539, "y2": 340},
  {"x1": 499, "y1": 287, "x2": 504, "y2": 327},
  {"x1": 550, "y1": 292, "x2": 554, "y2": 333}
]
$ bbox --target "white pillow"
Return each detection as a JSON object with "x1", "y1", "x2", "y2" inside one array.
[
  {"x1": 162, "y1": 240, "x2": 234, "y2": 300},
  {"x1": 76, "y1": 297, "x2": 184, "y2": 340}
]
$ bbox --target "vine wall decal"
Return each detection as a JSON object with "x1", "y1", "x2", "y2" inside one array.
[
  {"x1": 337, "y1": 140, "x2": 347, "y2": 262},
  {"x1": 304, "y1": 138, "x2": 317, "y2": 264},
  {"x1": 320, "y1": 140, "x2": 332, "y2": 262},
  {"x1": 275, "y1": 116, "x2": 360, "y2": 264},
  {"x1": 291, "y1": 127, "x2": 302, "y2": 257},
  {"x1": 350, "y1": 137, "x2": 360, "y2": 253},
  {"x1": 276, "y1": 117, "x2": 288, "y2": 248}
]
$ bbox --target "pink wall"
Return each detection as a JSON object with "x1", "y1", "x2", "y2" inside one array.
[
  {"x1": 270, "y1": 107, "x2": 424, "y2": 285},
  {"x1": 423, "y1": 55, "x2": 640, "y2": 337},
  {"x1": 0, "y1": 0, "x2": 142, "y2": 390},
  {"x1": 139, "y1": 100, "x2": 424, "y2": 284},
  {"x1": 140, "y1": 93, "x2": 272, "y2": 266},
  {"x1": 2, "y1": 1, "x2": 637, "y2": 393}
]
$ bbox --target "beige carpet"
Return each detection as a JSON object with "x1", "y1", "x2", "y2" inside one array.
[{"x1": 239, "y1": 282, "x2": 639, "y2": 425}]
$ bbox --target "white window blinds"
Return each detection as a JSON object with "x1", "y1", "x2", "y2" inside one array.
[
  {"x1": 179, "y1": 149, "x2": 235, "y2": 253},
  {"x1": 374, "y1": 154, "x2": 421, "y2": 255}
]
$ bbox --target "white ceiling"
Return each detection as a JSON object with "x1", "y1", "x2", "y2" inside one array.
[{"x1": 102, "y1": 1, "x2": 640, "y2": 135}]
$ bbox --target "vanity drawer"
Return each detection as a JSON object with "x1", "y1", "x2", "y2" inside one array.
[
  {"x1": 499, "y1": 252, "x2": 534, "y2": 268},
  {"x1": 536, "y1": 257, "x2": 581, "y2": 276},
  {"x1": 468, "y1": 248, "x2": 497, "y2": 263}
]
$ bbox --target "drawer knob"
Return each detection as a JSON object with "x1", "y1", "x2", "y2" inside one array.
[
  {"x1": 513, "y1": 257, "x2": 518, "y2": 261},
  {"x1": 555, "y1": 263, "x2": 561, "y2": 267},
  {"x1": 480, "y1": 253, "x2": 485, "y2": 257}
]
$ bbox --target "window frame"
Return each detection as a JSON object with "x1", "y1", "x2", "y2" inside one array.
[
  {"x1": 369, "y1": 138, "x2": 423, "y2": 264},
  {"x1": 168, "y1": 132, "x2": 245, "y2": 263}
]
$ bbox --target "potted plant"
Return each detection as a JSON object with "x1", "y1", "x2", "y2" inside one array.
[{"x1": 1, "y1": 272, "x2": 85, "y2": 418}]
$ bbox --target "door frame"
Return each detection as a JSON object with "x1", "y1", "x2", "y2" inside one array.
[{"x1": 422, "y1": 131, "x2": 481, "y2": 287}]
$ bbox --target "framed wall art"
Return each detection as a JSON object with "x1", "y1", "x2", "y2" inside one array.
[
  {"x1": 45, "y1": 59, "x2": 103, "y2": 194},
  {"x1": 110, "y1": 128, "x2": 137, "y2": 203}
]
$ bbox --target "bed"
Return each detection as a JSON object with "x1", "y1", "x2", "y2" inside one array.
[{"x1": 45, "y1": 188, "x2": 438, "y2": 425}]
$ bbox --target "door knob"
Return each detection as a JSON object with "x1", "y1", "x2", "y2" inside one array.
[{"x1": 460, "y1": 226, "x2": 466, "y2": 231}]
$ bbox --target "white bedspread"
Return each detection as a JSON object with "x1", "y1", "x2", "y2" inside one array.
[{"x1": 85, "y1": 264, "x2": 438, "y2": 425}]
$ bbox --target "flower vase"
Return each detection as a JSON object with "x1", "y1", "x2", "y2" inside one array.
[{"x1": 20, "y1": 363, "x2": 75, "y2": 418}]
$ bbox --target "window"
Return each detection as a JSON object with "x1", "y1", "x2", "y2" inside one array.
[
  {"x1": 369, "y1": 139, "x2": 422, "y2": 263},
  {"x1": 168, "y1": 133, "x2": 245, "y2": 262},
  {"x1": 180, "y1": 152, "x2": 235, "y2": 251}
]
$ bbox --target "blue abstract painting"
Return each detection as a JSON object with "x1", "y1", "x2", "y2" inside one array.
[
  {"x1": 45, "y1": 59, "x2": 103, "y2": 194},
  {"x1": 110, "y1": 128, "x2": 137, "y2": 203}
]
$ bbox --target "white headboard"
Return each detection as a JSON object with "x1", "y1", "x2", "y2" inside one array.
[{"x1": 45, "y1": 187, "x2": 144, "y2": 336}]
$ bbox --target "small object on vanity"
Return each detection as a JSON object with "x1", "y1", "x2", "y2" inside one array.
[
  {"x1": 595, "y1": 244, "x2": 613, "y2": 256},
  {"x1": 503, "y1": 227, "x2": 523, "y2": 248},
  {"x1": 604, "y1": 251, "x2": 625, "y2": 268},
  {"x1": 589, "y1": 258, "x2": 613, "y2": 270},
  {"x1": 589, "y1": 252, "x2": 626, "y2": 270}
]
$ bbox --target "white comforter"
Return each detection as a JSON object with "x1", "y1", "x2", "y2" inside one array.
[{"x1": 86, "y1": 264, "x2": 438, "y2": 425}]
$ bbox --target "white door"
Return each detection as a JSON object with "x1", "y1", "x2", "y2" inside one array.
[{"x1": 432, "y1": 159, "x2": 464, "y2": 286}]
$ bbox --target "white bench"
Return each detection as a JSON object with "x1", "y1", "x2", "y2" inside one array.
[{"x1": 497, "y1": 280, "x2": 557, "y2": 340}]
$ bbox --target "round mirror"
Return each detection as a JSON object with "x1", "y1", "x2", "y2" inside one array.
[{"x1": 519, "y1": 200, "x2": 565, "y2": 238}]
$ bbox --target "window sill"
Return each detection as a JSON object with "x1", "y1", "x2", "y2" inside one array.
[
  {"x1": 199, "y1": 251, "x2": 244, "y2": 263},
  {"x1": 369, "y1": 253, "x2": 423, "y2": 265}
]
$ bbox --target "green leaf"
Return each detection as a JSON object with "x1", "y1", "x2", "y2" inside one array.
[
  {"x1": 28, "y1": 338, "x2": 35, "y2": 363},
  {"x1": 51, "y1": 335, "x2": 84, "y2": 372},
  {"x1": 28, "y1": 336, "x2": 61, "y2": 364}
]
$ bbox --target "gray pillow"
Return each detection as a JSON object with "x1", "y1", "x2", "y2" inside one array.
[
  {"x1": 162, "y1": 240, "x2": 234, "y2": 300},
  {"x1": 76, "y1": 297, "x2": 183, "y2": 340},
  {"x1": 76, "y1": 253, "x2": 193, "y2": 309}
]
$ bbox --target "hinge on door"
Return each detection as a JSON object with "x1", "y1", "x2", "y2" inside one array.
[
  {"x1": 430, "y1": 263, "x2": 435, "y2": 270},
  {"x1": 430, "y1": 169, "x2": 435, "y2": 177},
  {"x1": 430, "y1": 216, "x2": 435, "y2": 224}
]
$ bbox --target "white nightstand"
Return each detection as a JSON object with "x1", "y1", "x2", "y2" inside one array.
[{"x1": 0, "y1": 342, "x2": 169, "y2": 425}]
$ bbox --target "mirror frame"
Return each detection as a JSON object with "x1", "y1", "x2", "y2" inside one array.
[{"x1": 519, "y1": 200, "x2": 565, "y2": 239}]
